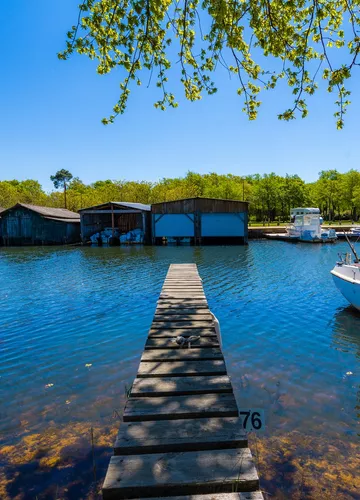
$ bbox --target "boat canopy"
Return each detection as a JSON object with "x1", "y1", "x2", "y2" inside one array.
[{"x1": 291, "y1": 207, "x2": 320, "y2": 216}]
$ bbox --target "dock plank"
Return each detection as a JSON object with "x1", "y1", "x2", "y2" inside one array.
[
  {"x1": 124, "y1": 393, "x2": 238, "y2": 421},
  {"x1": 155, "y1": 309, "x2": 211, "y2": 315},
  {"x1": 138, "y1": 360, "x2": 227, "y2": 377},
  {"x1": 159, "y1": 296, "x2": 207, "y2": 301},
  {"x1": 162, "y1": 287, "x2": 204, "y2": 290},
  {"x1": 156, "y1": 302, "x2": 209, "y2": 308},
  {"x1": 145, "y1": 337, "x2": 219, "y2": 349},
  {"x1": 148, "y1": 327, "x2": 217, "y2": 337},
  {"x1": 102, "y1": 448, "x2": 259, "y2": 499},
  {"x1": 114, "y1": 416, "x2": 246, "y2": 454},
  {"x1": 141, "y1": 348, "x2": 223, "y2": 361},
  {"x1": 154, "y1": 314, "x2": 213, "y2": 321},
  {"x1": 137, "y1": 494, "x2": 263, "y2": 500},
  {"x1": 131, "y1": 375, "x2": 232, "y2": 396},
  {"x1": 151, "y1": 321, "x2": 213, "y2": 329}
]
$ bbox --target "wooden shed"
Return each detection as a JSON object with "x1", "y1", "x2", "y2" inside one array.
[
  {"x1": 0, "y1": 207, "x2": 4, "y2": 241},
  {"x1": 0, "y1": 203, "x2": 80, "y2": 246},
  {"x1": 79, "y1": 201, "x2": 151, "y2": 244},
  {"x1": 151, "y1": 197, "x2": 249, "y2": 245}
]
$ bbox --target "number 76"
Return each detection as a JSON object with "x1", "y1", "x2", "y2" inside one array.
[{"x1": 239, "y1": 409, "x2": 264, "y2": 432}]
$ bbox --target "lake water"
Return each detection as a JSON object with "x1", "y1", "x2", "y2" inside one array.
[{"x1": 0, "y1": 242, "x2": 359, "y2": 499}]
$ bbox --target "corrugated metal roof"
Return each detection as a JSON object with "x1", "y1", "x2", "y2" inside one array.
[
  {"x1": 43, "y1": 216, "x2": 80, "y2": 223},
  {"x1": 3, "y1": 203, "x2": 80, "y2": 219},
  {"x1": 110, "y1": 201, "x2": 151, "y2": 211},
  {"x1": 79, "y1": 201, "x2": 151, "y2": 212}
]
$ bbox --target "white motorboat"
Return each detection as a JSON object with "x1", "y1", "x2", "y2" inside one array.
[
  {"x1": 287, "y1": 207, "x2": 337, "y2": 242},
  {"x1": 331, "y1": 239, "x2": 360, "y2": 311},
  {"x1": 350, "y1": 227, "x2": 360, "y2": 237}
]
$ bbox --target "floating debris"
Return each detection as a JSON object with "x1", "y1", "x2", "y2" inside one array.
[
  {"x1": 45, "y1": 384, "x2": 54, "y2": 388},
  {"x1": 85, "y1": 363, "x2": 92, "y2": 368}
]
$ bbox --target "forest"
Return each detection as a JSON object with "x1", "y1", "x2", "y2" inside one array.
[{"x1": 1, "y1": 170, "x2": 360, "y2": 222}]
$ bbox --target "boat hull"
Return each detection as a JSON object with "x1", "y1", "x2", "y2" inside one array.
[{"x1": 331, "y1": 270, "x2": 360, "y2": 311}]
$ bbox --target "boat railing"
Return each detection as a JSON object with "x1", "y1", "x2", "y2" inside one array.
[{"x1": 338, "y1": 252, "x2": 353, "y2": 265}]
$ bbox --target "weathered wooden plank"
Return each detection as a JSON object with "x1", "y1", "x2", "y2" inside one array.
[
  {"x1": 145, "y1": 337, "x2": 219, "y2": 349},
  {"x1": 164, "y1": 275, "x2": 202, "y2": 278},
  {"x1": 169, "y1": 264, "x2": 197, "y2": 266},
  {"x1": 154, "y1": 314, "x2": 213, "y2": 322},
  {"x1": 161, "y1": 290, "x2": 205, "y2": 294},
  {"x1": 141, "y1": 348, "x2": 223, "y2": 362},
  {"x1": 165, "y1": 277, "x2": 200, "y2": 279},
  {"x1": 163, "y1": 282, "x2": 203, "y2": 285},
  {"x1": 138, "y1": 360, "x2": 226, "y2": 377},
  {"x1": 102, "y1": 448, "x2": 259, "y2": 499},
  {"x1": 114, "y1": 416, "x2": 246, "y2": 454},
  {"x1": 151, "y1": 321, "x2": 213, "y2": 329},
  {"x1": 163, "y1": 281, "x2": 201, "y2": 284},
  {"x1": 131, "y1": 375, "x2": 232, "y2": 396},
  {"x1": 165, "y1": 277, "x2": 200, "y2": 280},
  {"x1": 161, "y1": 290, "x2": 205, "y2": 293},
  {"x1": 161, "y1": 292, "x2": 205, "y2": 295},
  {"x1": 137, "y1": 494, "x2": 264, "y2": 500},
  {"x1": 124, "y1": 393, "x2": 238, "y2": 421},
  {"x1": 168, "y1": 269, "x2": 199, "y2": 272},
  {"x1": 168, "y1": 268, "x2": 198, "y2": 271},
  {"x1": 164, "y1": 278, "x2": 202, "y2": 281},
  {"x1": 156, "y1": 301, "x2": 209, "y2": 308},
  {"x1": 163, "y1": 284, "x2": 203, "y2": 287},
  {"x1": 155, "y1": 308, "x2": 210, "y2": 315},
  {"x1": 167, "y1": 271, "x2": 199, "y2": 274},
  {"x1": 148, "y1": 327, "x2": 217, "y2": 337},
  {"x1": 160, "y1": 292, "x2": 205, "y2": 300}
]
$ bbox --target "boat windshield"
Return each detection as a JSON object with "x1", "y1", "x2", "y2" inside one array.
[{"x1": 294, "y1": 215, "x2": 320, "y2": 226}]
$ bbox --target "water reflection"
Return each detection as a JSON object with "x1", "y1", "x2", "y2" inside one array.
[
  {"x1": 332, "y1": 306, "x2": 360, "y2": 359},
  {"x1": 1, "y1": 243, "x2": 360, "y2": 499}
]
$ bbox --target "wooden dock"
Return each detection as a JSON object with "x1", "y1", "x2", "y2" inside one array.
[{"x1": 102, "y1": 264, "x2": 263, "y2": 500}]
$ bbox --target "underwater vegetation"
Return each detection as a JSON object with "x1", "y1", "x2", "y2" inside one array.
[
  {"x1": 1, "y1": 245, "x2": 359, "y2": 499},
  {"x1": 0, "y1": 419, "x2": 359, "y2": 500}
]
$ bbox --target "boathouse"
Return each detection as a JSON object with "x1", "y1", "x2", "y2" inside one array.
[
  {"x1": 79, "y1": 201, "x2": 151, "y2": 244},
  {"x1": 151, "y1": 197, "x2": 249, "y2": 244},
  {"x1": 0, "y1": 203, "x2": 80, "y2": 246},
  {"x1": 0, "y1": 207, "x2": 4, "y2": 241}
]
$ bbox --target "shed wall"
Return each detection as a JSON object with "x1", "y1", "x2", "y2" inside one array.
[
  {"x1": 151, "y1": 198, "x2": 248, "y2": 244},
  {"x1": 151, "y1": 198, "x2": 248, "y2": 214},
  {"x1": 0, "y1": 207, "x2": 80, "y2": 245},
  {"x1": 153, "y1": 214, "x2": 195, "y2": 237},
  {"x1": 201, "y1": 213, "x2": 245, "y2": 237}
]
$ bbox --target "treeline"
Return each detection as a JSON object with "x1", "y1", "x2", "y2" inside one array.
[{"x1": 1, "y1": 169, "x2": 360, "y2": 221}]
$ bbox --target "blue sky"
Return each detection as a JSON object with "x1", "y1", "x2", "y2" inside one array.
[{"x1": 0, "y1": 1, "x2": 359, "y2": 192}]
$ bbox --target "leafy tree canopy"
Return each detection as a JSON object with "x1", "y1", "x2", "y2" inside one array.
[
  {"x1": 59, "y1": 0, "x2": 359, "y2": 127},
  {"x1": 50, "y1": 170, "x2": 74, "y2": 208},
  {"x1": 2, "y1": 170, "x2": 360, "y2": 221},
  {"x1": 50, "y1": 169, "x2": 73, "y2": 190}
]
